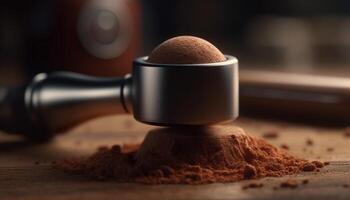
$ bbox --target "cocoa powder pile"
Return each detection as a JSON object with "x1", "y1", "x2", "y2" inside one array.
[{"x1": 55, "y1": 126, "x2": 324, "y2": 184}]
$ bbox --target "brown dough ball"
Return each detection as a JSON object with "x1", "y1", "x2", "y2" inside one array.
[{"x1": 147, "y1": 36, "x2": 226, "y2": 64}]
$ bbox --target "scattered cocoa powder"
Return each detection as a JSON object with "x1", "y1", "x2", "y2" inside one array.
[
  {"x1": 302, "y1": 179, "x2": 309, "y2": 184},
  {"x1": 324, "y1": 161, "x2": 330, "y2": 165},
  {"x1": 302, "y1": 162, "x2": 316, "y2": 171},
  {"x1": 312, "y1": 161, "x2": 325, "y2": 168},
  {"x1": 327, "y1": 147, "x2": 334, "y2": 152},
  {"x1": 343, "y1": 184, "x2": 350, "y2": 188},
  {"x1": 242, "y1": 182, "x2": 263, "y2": 190},
  {"x1": 306, "y1": 139, "x2": 314, "y2": 146},
  {"x1": 280, "y1": 144, "x2": 289, "y2": 150},
  {"x1": 262, "y1": 131, "x2": 279, "y2": 139},
  {"x1": 55, "y1": 126, "x2": 324, "y2": 185},
  {"x1": 344, "y1": 128, "x2": 350, "y2": 137},
  {"x1": 280, "y1": 179, "x2": 298, "y2": 188}
]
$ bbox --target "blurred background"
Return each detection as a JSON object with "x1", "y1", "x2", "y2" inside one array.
[{"x1": 1, "y1": 0, "x2": 350, "y2": 124}]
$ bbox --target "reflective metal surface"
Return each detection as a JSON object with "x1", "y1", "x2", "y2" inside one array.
[
  {"x1": 132, "y1": 55, "x2": 239, "y2": 126},
  {"x1": 25, "y1": 72, "x2": 131, "y2": 133}
]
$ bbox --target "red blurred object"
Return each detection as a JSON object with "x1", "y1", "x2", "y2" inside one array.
[{"x1": 50, "y1": 0, "x2": 141, "y2": 77}]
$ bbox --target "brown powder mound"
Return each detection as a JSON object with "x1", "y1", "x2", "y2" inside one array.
[
  {"x1": 147, "y1": 36, "x2": 226, "y2": 64},
  {"x1": 55, "y1": 126, "x2": 323, "y2": 185}
]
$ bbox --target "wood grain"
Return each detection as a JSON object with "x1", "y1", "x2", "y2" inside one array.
[{"x1": 1, "y1": 115, "x2": 350, "y2": 200}]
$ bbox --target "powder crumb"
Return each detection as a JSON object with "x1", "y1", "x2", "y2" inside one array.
[
  {"x1": 280, "y1": 179, "x2": 298, "y2": 188},
  {"x1": 280, "y1": 144, "x2": 289, "y2": 150},
  {"x1": 326, "y1": 147, "x2": 334, "y2": 152},
  {"x1": 344, "y1": 128, "x2": 350, "y2": 137},
  {"x1": 159, "y1": 165, "x2": 175, "y2": 177},
  {"x1": 302, "y1": 179, "x2": 309, "y2": 184},
  {"x1": 306, "y1": 139, "x2": 314, "y2": 146},
  {"x1": 122, "y1": 143, "x2": 141, "y2": 153},
  {"x1": 262, "y1": 131, "x2": 279, "y2": 139},
  {"x1": 54, "y1": 126, "x2": 324, "y2": 185},
  {"x1": 97, "y1": 146, "x2": 109, "y2": 151},
  {"x1": 324, "y1": 161, "x2": 330, "y2": 165},
  {"x1": 302, "y1": 162, "x2": 317, "y2": 172},
  {"x1": 343, "y1": 184, "x2": 350, "y2": 188},
  {"x1": 243, "y1": 164, "x2": 257, "y2": 179},
  {"x1": 311, "y1": 161, "x2": 325, "y2": 168},
  {"x1": 242, "y1": 183, "x2": 263, "y2": 190}
]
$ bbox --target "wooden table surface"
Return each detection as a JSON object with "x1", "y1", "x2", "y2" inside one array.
[{"x1": 1, "y1": 115, "x2": 350, "y2": 200}]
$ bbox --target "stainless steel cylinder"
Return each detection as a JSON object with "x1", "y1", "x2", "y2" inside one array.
[{"x1": 132, "y1": 55, "x2": 239, "y2": 126}]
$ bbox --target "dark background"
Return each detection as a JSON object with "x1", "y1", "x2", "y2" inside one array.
[{"x1": 2, "y1": 0, "x2": 350, "y2": 84}]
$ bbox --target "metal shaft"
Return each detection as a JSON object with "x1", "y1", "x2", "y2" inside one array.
[{"x1": 25, "y1": 72, "x2": 132, "y2": 133}]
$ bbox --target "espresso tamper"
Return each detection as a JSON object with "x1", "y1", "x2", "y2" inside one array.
[{"x1": 0, "y1": 38, "x2": 238, "y2": 140}]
